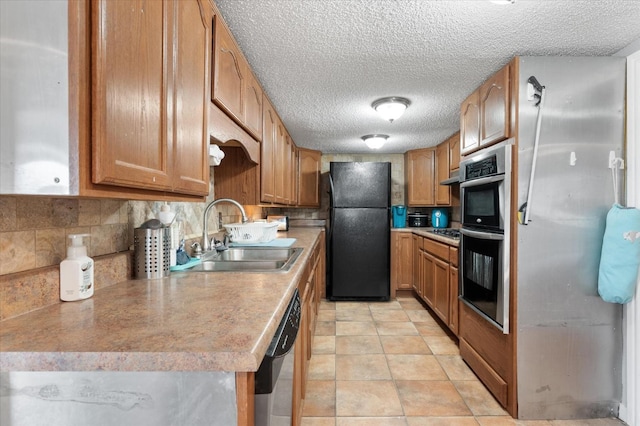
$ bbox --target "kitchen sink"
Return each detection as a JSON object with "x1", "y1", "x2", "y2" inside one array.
[
  {"x1": 184, "y1": 247, "x2": 303, "y2": 272},
  {"x1": 217, "y1": 247, "x2": 300, "y2": 262}
]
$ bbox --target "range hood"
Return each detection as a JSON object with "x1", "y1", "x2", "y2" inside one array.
[{"x1": 440, "y1": 169, "x2": 460, "y2": 186}]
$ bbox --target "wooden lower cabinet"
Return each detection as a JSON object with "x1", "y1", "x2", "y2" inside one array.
[
  {"x1": 412, "y1": 234, "x2": 423, "y2": 296},
  {"x1": 421, "y1": 250, "x2": 435, "y2": 307},
  {"x1": 235, "y1": 233, "x2": 325, "y2": 426},
  {"x1": 292, "y1": 236, "x2": 324, "y2": 426},
  {"x1": 432, "y1": 256, "x2": 450, "y2": 324},
  {"x1": 459, "y1": 302, "x2": 513, "y2": 412},
  {"x1": 391, "y1": 232, "x2": 414, "y2": 297},
  {"x1": 448, "y1": 247, "x2": 459, "y2": 334},
  {"x1": 412, "y1": 234, "x2": 459, "y2": 336},
  {"x1": 449, "y1": 265, "x2": 459, "y2": 335}
]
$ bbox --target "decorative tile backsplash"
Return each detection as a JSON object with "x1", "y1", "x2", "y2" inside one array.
[{"x1": 0, "y1": 197, "x2": 129, "y2": 275}]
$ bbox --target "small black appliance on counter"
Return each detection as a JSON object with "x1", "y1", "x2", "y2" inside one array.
[{"x1": 408, "y1": 212, "x2": 428, "y2": 227}]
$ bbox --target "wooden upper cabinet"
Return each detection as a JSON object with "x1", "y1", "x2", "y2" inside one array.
[
  {"x1": 92, "y1": 0, "x2": 209, "y2": 196},
  {"x1": 243, "y1": 68, "x2": 263, "y2": 141},
  {"x1": 460, "y1": 90, "x2": 480, "y2": 155},
  {"x1": 275, "y1": 120, "x2": 287, "y2": 204},
  {"x1": 449, "y1": 132, "x2": 461, "y2": 171},
  {"x1": 461, "y1": 62, "x2": 511, "y2": 156},
  {"x1": 405, "y1": 148, "x2": 435, "y2": 206},
  {"x1": 290, "y1": 142, "x2": 299, "y2": 206},
  {"x1": 212, "y1": 15, "x2": 263, "y2": 142},
  {"x1": 212, "y1": 16, "x2": 244, "y2": 123},
  {"x1": 480, "y1": 64, "x2": 510, "y2": 146},
  {"x1": 261, "y1": 96, "x2": 277, "y2": 203},
  {"x1": 298, "y1": 148, "x2": 321, "y2": 207},
  {"x1": 171, "y1": 0, "x2": 211, "y2": 195},
  {"x1": 435, "y1": 141, "x2": 450, "y2": 206},
  {"x1": 283, "y1": 132, "x2": 294, "y2": 205},
  {"x1": 92, "y1": 0, "x2": 171, "y2": 191}
]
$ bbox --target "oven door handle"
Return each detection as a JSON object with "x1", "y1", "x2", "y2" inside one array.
[
  {"x1": 460, "y1": 228, "x2": 504, "y2": 241},
  {"x1": 460, "y1": 174, "x2": 504, "y2": 188}
]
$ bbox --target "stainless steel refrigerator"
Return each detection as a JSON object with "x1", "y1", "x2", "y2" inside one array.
[
  {"x1": 514, "y1": 57, "x2": 625, "y2": 419},
  {"x1": 328, "y1": 162, "x2": 391, "y2": 301}
]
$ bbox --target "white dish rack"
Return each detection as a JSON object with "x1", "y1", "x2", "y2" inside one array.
[{"x1": 223, "y1": 222, "x2": 280, "y2": 244}]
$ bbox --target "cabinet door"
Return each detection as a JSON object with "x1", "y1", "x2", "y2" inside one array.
[
  {"x1": 212, "y1": 16, "x2": 244, "y2": 124},
  {"x1": 421, "y1": 250, "x2": 435, "y2": 307},
  {"x1": 433, "y1": 256, "x2": 450, "y2": 324},
  {"x1": 261, "y1": 97, "x2": 277, "y2": 203},
  {"x1": 435, "y1": 141, "x2": 451, "y2": 205},
  {"x1": 291, "y1": 145, "x2": 299, "y2": 206},
  {"x1": 92, "y1": 0, "x2": 172, "y2": 191},
  {"x1": 460, "y1": 90, "x2": 480, "y2": 155},
  {"x1": 480, "y1": 64, "x2": 510, "y2": 147},
  {"x1": 449, "y1": 132, "x2": 461, "y2": 171},
  {"x1": 171, "y1": 0, "x2": 210, "y2": 195},
  {"x1": 412, "y1": 235, "x2": 422, "y2": 295},
  {"x1": 405, "y1": 148, "x2": 435, "y2": 206},
  {"x1": 284, "y1": 133, "x2": 293, "y2": 205},
  {"x1": 449, "y1": 266, "x2": 459, "y2": 335},
  {"x1": 243, "y1": 67, "x2": 263, "y2": 141},
  {"x1": 397, "y1": 233, "x2": 413, "y2": 290},
  {"x1": 275, "y1": 121, "x2": 287, "y2": 204},
  {"x1": 298, "y1": 148, "x2": 321, "y2": 207}
]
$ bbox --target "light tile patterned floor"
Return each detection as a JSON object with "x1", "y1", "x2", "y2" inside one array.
[{"x1": 301, "y1": 296, "x2": 626, "y2": 426}]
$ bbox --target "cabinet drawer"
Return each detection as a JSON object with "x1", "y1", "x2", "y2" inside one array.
[
  {"x1": 449, "y1": 246, "x2": 459, "y2": 267},
  {"x1": 423, "y1": 238, "x2": 449, "y2": 261}
]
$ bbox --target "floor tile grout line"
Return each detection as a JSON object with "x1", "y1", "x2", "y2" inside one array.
[
  {"x1": 316, "y1": 299, "x2": 467, "y2": 421},
  {"x1": 309, "y1": 298, "x2": 503, "y2": 422}
]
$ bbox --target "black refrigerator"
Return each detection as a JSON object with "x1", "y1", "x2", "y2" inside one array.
[{"x1": 328, "y1": 162, "x2": 391, "y2": 301}]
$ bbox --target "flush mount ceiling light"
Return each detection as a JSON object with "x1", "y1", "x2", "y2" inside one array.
[
  {"x1": 361, "y1": 134, "x2": 389, "y2": 150},
  {"x1": 371, "y1": 97, "x2": 411, "y2": 122}
]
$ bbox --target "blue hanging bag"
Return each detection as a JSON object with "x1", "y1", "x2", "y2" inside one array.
[{"x1": 598, "y1": 204, "x2": 640, "y2": 304}]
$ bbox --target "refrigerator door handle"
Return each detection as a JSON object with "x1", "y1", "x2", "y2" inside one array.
[
  {"x1": 329, "y1": 173, "x2": 335, "y2": 208},
  {"x1": 328, "y1": 173, "x2": 335, "y2": 242}
]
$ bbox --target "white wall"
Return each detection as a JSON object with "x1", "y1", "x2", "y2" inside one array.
[{"x1": 616, "y1": 40, "x2": 640, "y2": 426}]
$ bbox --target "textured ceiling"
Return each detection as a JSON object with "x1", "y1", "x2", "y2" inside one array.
[{"x1": 214, "y1": 0, "x2": 640, "y2": 154}]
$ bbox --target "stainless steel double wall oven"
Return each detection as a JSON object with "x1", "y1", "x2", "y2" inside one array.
[{"x1": 459, "y1": 140, "x2": 513, "y2": 334}]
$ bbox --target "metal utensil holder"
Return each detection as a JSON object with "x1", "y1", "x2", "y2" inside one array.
[{"x1": 134, "y1": 227, "x2": 171, "y2": 279}]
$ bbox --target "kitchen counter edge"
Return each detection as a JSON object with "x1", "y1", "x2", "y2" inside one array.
[{"x1": 391, "y1": 227, "x2": 459, "y2": 246}]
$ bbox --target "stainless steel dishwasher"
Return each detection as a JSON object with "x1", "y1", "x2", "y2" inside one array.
[{"x1": 254, "y1": 289, "x2": 301, "y2": 426}]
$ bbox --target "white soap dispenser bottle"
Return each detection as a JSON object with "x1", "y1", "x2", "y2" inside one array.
[{"x1": 60, "y1": 234, "x2": 94, "y2": 301}]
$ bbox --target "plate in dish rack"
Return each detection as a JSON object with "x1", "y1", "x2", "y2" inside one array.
[{"x1": 223, "y1": 222, "x2": 280, "y2": 244}]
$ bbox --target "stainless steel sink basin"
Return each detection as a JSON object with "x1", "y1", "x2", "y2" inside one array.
[
  {"x1": 184, "y1": 247, "x2": 303, "y2": 272},
  {"x1": 218, "y1": 247, "x2": 299, "y2": 261},
  {"x1": 193, "y1": 260, "x2": 287, "y2": 272}
]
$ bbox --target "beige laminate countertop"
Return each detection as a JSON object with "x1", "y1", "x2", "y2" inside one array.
[
  {"x1": 392, "y1": 227, "x2": 460, "y2": 247},
  {"x1": 0, "y1": 228, "x2": 323, "y2": 374}
]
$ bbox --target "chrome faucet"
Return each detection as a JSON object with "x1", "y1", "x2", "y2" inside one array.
[{"x1": 202, "y1": 198, "x2": 249, "y2": 251}]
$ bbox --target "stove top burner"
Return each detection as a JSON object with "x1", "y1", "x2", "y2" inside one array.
[{"x1": 430, "y1": 229, "x2": 460, "y2": 239}]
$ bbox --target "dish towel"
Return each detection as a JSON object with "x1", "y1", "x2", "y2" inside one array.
[{"x1": 598, "y1": 204, "x2": 640, "y2": 304}]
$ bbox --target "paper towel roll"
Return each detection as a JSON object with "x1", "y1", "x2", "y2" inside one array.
[{"x1": 209, "y1": 144, "x2": 225, "y2": 166}]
